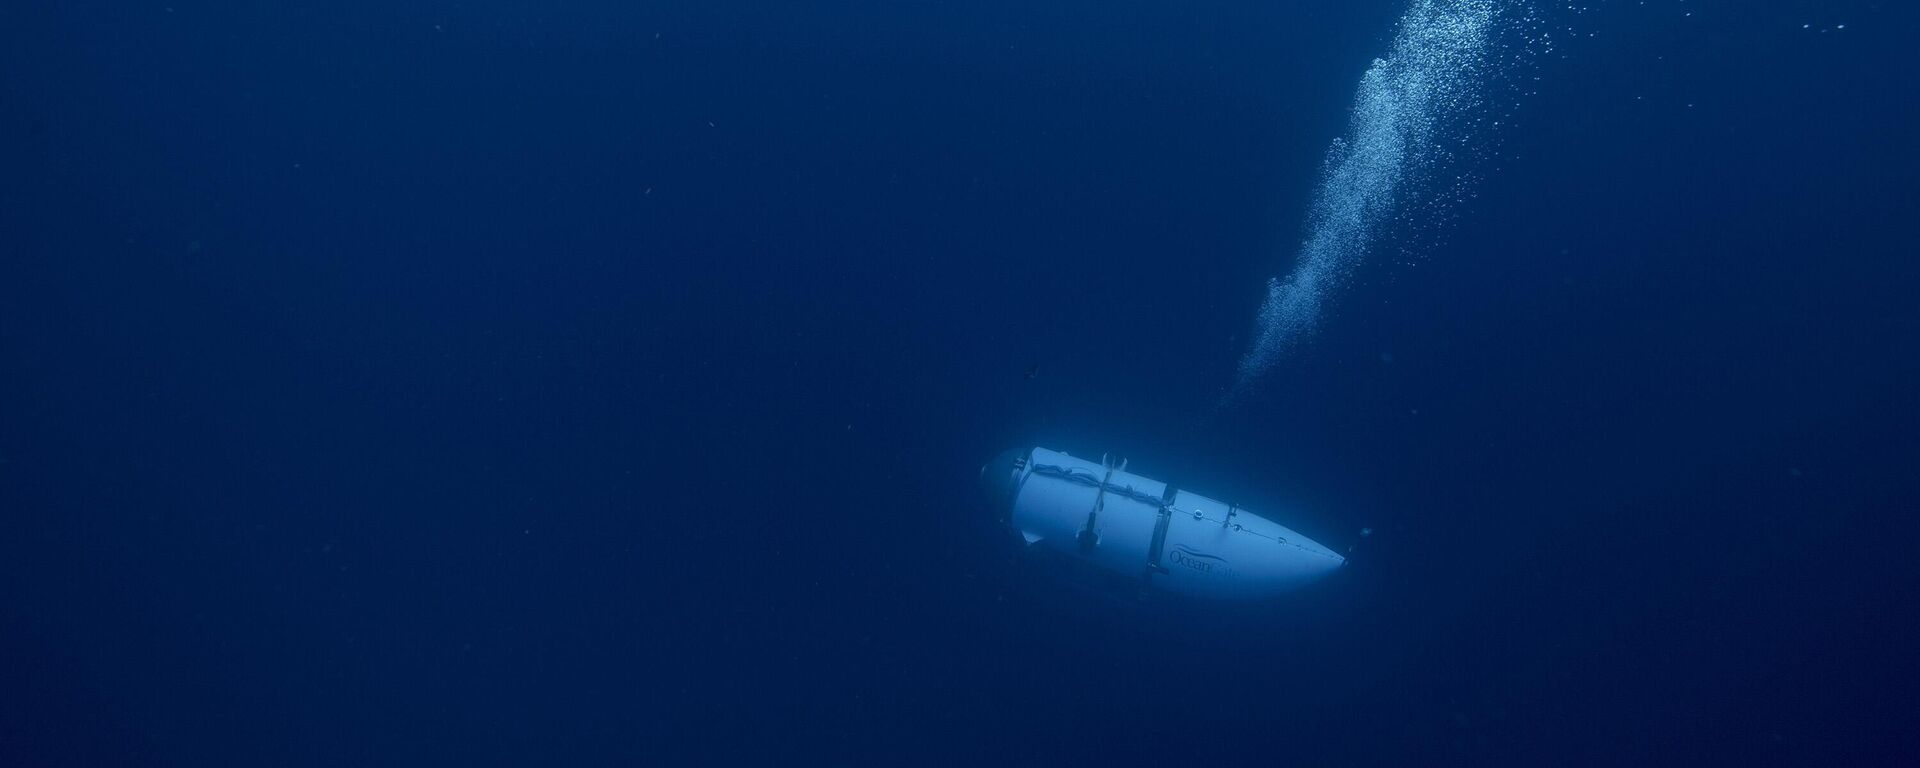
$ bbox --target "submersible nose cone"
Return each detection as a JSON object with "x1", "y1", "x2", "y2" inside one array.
[{"x1": 979, "y1": 448, "x2": 1025, "y2": 515}]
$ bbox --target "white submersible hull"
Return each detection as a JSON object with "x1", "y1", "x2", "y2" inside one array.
[{"x1": 981, "y1": 447, "x2": 1345, "y2": 598}]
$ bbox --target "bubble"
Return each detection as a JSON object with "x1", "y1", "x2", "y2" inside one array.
[{"x1": 1232, "y1": 1, "x2": 1538, "y2": 395}]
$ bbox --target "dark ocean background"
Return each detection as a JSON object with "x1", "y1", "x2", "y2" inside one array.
[{"x1": 4, "y1": 0, "x2": 1916, "y2": 764}]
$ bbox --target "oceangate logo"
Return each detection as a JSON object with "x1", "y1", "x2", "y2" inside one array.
[{"x1": 1168, "y1": 545, "x2": 1230, "y2": 576}]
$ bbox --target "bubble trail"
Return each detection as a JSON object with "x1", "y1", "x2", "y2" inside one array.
[{"x1": 1232, "y1": 0, "x2": 1517, "y2": 395}]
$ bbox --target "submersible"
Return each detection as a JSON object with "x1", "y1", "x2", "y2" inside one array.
[{"x1": 980, "y1": 447, "x2": 1345, "y2": 598}]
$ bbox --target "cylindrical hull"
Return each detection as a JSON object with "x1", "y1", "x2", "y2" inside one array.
[{"x1": 982, "y1": 447, "x2": 1344, "y2": 598}]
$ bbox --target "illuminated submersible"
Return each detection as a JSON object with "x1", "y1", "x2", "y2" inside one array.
[{"x1": 980, "y1": 447, "x2": 1345, "y2": 598}]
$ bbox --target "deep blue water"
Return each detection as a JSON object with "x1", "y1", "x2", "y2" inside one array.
[{"x1": 4, "y1": 1, "x2": 1916, "y2": 764}]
